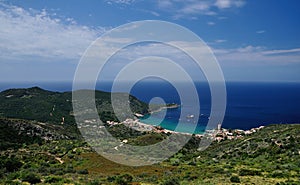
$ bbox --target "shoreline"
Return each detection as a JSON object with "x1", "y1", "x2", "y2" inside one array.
[
  {"x1": 133, "y1": 103, "x2": 267, "y2": 140},
  {"x1": 106, "y1": 117, "x2": 266, "y2": 141},
  {"x1": 132, "y1": 104, "x2": 266, "y2": 140},
  {"x1": 107, "y1": 118, "x2": 203, "y2": 137}
]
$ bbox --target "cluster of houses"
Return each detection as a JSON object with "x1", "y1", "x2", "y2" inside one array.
[
  {"x1": 84, "y1": 118, "x2": 265, "y2": 143},
  {"x1": 213, "y1": 123, "x2": 265, "y2": 142},
  {"x1": 107, "y1": 118, "x2": 153, "y2": 132}
]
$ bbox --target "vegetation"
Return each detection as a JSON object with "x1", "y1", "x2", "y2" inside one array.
[
  {"x1": 0, "y1": 87, "x2": 149, "y2": 124},
  {"x1": 0, "y1": 87, "x2": 299, "y2": 184},
  {"x1": 230, "y1": 175, "x2": 241, "y2": 183}
]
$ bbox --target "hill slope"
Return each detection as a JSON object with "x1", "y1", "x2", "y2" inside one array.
[
  {"x1": 0, "y1": 116, "x2": 299, "y2": 184},
  {"x1": 0, "y1": 87, "x2": 149, "y2": 125},
  {"x1": 0, "y1": 87, "x2": 299, "y2": 184}
]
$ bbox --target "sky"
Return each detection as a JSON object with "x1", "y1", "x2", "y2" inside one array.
[{"x1": 0, "y1": 0, "x2": 300, "y2": 83}]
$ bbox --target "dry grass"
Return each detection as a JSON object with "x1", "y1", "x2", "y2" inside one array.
[{"x1": 78, "y1": 152, "x2": 174, "y2": 177}]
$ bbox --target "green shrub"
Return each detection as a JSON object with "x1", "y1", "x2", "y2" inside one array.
[
  {"x1": 3, "y1": 180, "x2": 22, "y2": 185},
  {"x1": 77, "y1": 169, "x2": 89, "y2": 174},
  {"x1": 88, "y1": 179, "x2": 101, "y2": 185},
  {"x1": 213, "y1": 167, "x2": 225, "y2": 174},
  {"x1": 44, "y1": 176, "x2": 63, "y2": 183},
  {"x1": 21, "y1": 172, "x2": 41, "y2": 184},
  {"x1": 65, "y1": 164, "x2": 76, "y2": 173},
  {"x1": 268, "y1": 170, "x2": 289, "y2": 178},
  {"x1": 6, "y1": 172, "x2": 20, "y2": 181},
  {"x1": 239, "y1": 168, "x2": 261, "y2": 176},
  {"x1": 107, "y1": 175, "x2": 116, "y2": 182},
  {"x1": 230, "y1": 175, "x2": 241, "y2": 183},
  {"x1": 161, "y1": 177, "x2": 180, "y2": 185},
  {"x1": 0, "y1": 157, "x2": 23, "y2": 172},
  {"x1": 115, "y1": 173, "x2": 133, "y2": 185},
  {"x1": 170, "y1": 158, "x2": 180, "y2": 166}
]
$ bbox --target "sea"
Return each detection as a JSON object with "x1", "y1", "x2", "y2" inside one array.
[{"x1": 1, "y1": 81, "x2": 300, "y2": 134}]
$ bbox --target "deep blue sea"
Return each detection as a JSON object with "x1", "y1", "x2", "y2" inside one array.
[{"x1": 1, "y1": 81, "x2": 300, "y2": 133}]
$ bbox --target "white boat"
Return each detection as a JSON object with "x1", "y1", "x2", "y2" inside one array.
[{"x1": 186, "y1": 114, "x2": 195, "y2": 119}]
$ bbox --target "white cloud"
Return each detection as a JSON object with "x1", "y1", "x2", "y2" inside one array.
[
  {"x1": 215, "y1": 0, "x2": 245, "y2": 9},
  {"x1": 86, "y1": 32, "x2": 300, "y2": 69},
  {"x1": 0, "y1": 2, "x2": 104, "y2": 63},
  {"x1": 262, "y1": 48, "x2": 300, "y2": 55},
  {"x1": 117, "y1": 42, "x2": 300, "y2": 67},
  {"x1": 105, "y1": 0, "x2": 135, "y2": 5},
  {"x1": 105, "y1": 0, "x2": 246, "y2": 19},
  {"x1": 156, "y1": 0, "x2": 246, "y2": 19},
  {"x1": 256, "y1": 30, "x2": 266, "y2": 34},
  {"x1": 180, "y1": 2, "x2": 211, "y2": 14},
  {"x1": 157, "y1": 0, "x2": 173, "y2": 9},
  {"x1": 150, "y1": 11, "x2": 160, "y2": 17},
  {"x1": 215, "y1": 39, "x2": 227, "y2": 43},
  {"x1": 92, "y1": 40, "x2": 300, "y2": 82},
  {"x1": 136, "y1": 8, "x2": 160, "y2": 17},
  {"x1": 214, "y1": 46, "x2": 300, "y2": 65},
  {"x1": 213, "y1": 46, "x2": 300, "y2": 81},
  {"x1": 215, "y1": 0, "x2": 231, "y2": 9},
  {"x1": 207, "y1": 21, "x2": 216, "y2": 26}
]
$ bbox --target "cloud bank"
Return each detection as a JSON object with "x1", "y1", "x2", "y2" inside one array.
[{"x1": 0, "y1": 2, "x2": 103, "y2": 63}]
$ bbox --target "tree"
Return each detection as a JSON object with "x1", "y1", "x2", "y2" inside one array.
[
  {"x1": 230, "y1": 175, "x2": 241, "y2": 183},
  {"x1": 21, "y1": 172, "x2": 41, "y2": 184}
]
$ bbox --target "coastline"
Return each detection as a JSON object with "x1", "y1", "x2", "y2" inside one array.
[
  {"x1": 107, "y1": 118, "x2": 203, "y2": 137},
  {"x1": 131, "y1": 104, "x2": 265, "y2": 140},
  {"x1": 106, "y1": 117, "x2": 266, "y2": 141},
  {"x1": 132, "y1": 103, "x2": 267, "y2": 141}
]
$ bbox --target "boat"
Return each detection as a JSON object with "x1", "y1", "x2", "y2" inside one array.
[{"x1": 186, "y1": 114, "x2": 195, "y2": 119}]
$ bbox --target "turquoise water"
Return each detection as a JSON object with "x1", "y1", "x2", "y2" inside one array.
[{"x1": 139, "y1": 108, "x2": 208, "y2": 134}]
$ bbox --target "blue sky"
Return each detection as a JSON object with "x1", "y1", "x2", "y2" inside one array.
[{"x1": 0, "y1": 0, "x2": 300, "y2": 82}]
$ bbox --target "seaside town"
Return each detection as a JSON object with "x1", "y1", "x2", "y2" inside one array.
[{"x1": 105, "y1": 116, "x2": 265, "y2": 142}]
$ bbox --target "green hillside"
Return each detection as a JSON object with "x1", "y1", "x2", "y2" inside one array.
[
  {"x1": 0, "y1": 87, "x2": 299, "y2": 184},
  {"x1": 0, "y1": 87, "x2": 149, "y2": 125},
  {"x1": 1, "y1": 117, "x2": 299, "y2": 184}
]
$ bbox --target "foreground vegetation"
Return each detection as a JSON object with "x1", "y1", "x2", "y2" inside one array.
[{"x1": 1, "y1": 117, "x2": 299, "y2": 185}]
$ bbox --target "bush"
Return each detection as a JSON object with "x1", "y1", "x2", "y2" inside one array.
[
  {"x1": 230, "y1": 175, "x2": 241, "y2": 183},
  {"x1": 115, "y1": 173, "x2": 133, "y2": 185},
  {"x1": 0, "y1": 157, "x2": 23, "y2": 172},
  {"x1": 239, "y1": 168, "x2": 261, "y2": 176},
  {"x1": 6, "y1": 172, "x2": 20, "y2": 181},
  {"x1": 44, "y1": 176, "x2": 63, "y2": 183},
  {"x1": 21, "y1": 172, "x2": 41, "y2": 184},
  {"x1": 3, "y1": 180, "x2": 22, "y2": 185},
  {"x1": 107, "y1": 175, "x2": 116, "y2": 182},
  {"x1": 170, "y1": 158, "x2": 180, "y2": 166},
  {"x1": 268, "y1": 170, "x2": 289, "y2": 178},
  {"x1": 161, "y1": 177, "x2": 180, "y2": 185},
  {"x1": 77, "y1": 169, "x2": 89, "y2": 174},
  {"x1": 88, "y1": 180, "x2": 101, "y2": 185},
  {"x1": 65, "y1": 164, "x2": 76, "y2": 173}
]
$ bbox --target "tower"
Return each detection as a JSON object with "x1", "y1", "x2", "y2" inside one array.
[{"x1": 217, "y1": 123, "x2": 221, "y2": 131}]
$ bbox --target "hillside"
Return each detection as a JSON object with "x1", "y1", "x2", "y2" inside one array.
[
  {"x1": 1, "y1": 117, "x2": 299, "y2": 184},
  {"x1": 0, "y1": 87, "x2": 299, "y2": 184},
  {"x1": 0, "y1": 87, "x2": 149, "y2": 125},
  {"x1": 170, "y1": 124, "x2": 300, "y2": 184}
]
